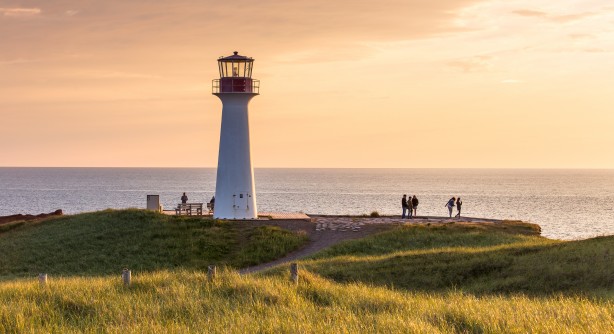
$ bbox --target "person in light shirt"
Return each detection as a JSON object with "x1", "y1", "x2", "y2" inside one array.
[{"x1": 445, "y1": 197, "x2": 456, "y2": 218}]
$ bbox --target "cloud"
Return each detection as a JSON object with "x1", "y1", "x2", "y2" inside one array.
[
  {"x1": 274, "y1": 44, "x2": 375, "y2": 64},
  {"x1": 0, "y1": 0, "x2": 484, "y2": 70},
  {"x1": 549, "y1": 12, "x2": 596, "y2": 23},
  {"x1": 568, "y1": 33, "x2": 594, "y2": 40},
  {"x1": 582, "y1": 48, "x2": 607, "y2": 53},
  {"x1": 512, "y1": 9, "x2": 596, "y2": 23},
  {"x1": 447, "y1": 55, "x2": 494, "y2": 72},
  {"x1": 0, "y1": 7, "x2": 41, "y2": 17},
  {"x1": 0, "y1": 58, "x2": 38, "y2": 65},
  {"x1": 501, "y1": 79, "x2": 523, "y2": 84},
  {"x1": 512, "y1": 9, "x2": 548, "y2": 18},
  {"x1": 69, "y1": 70, "x2": 163, "y2": 80}
]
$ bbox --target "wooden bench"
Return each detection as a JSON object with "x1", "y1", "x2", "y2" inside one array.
[{"x1": 175, "y1": 203, "x2": 203, "y2": 216}]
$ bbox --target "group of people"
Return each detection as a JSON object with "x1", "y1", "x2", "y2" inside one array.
[
  {"x1": 445, "y1": 197, "x2": 463, "y2": 218},
  {"x1": 401, "y1": 195, "x2": 463, "y2": 218},
  {"x1": 181, "y1": 192, "x2": 215, "y2": 210},
  {"x1": 401, "y1": 195, "x2": 419, "y2": 218}
]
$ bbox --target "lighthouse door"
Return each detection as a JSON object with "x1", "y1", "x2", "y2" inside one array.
[{"x1": 233, "y1": 192, "x2": 251, "y2": 212}]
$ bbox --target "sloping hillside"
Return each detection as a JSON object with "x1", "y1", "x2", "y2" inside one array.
[
  {"x1": 0, "y1": 209, "x2": 308, "y2": 278},
  {"x1": 292, "y1": 222, "x2": 614, "y2": 295}
]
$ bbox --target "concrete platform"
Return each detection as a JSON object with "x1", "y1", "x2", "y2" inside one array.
[
  {"x1": 162, "y1": 210, "x2": 310, "y2": 220},
  {"x1": 310, "y1": 215, "x2": 511, "y2": 232},
  {"x1": 259, "y1": 212, "x2": 311, "y2": 220}
]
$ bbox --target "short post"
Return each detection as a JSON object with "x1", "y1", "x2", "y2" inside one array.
[
  {"x1": 38, "y1": 273, "x2": 47, "y2": 287},
  {"x1": 290, "y1": 263, "x2": 299, "y2": 284},
  {"x1": 207, "y1": 265, "x2": 216, "y2": 281},
  {"x1": 122, "y1": 269, "x2": 131, "y2": 287}
]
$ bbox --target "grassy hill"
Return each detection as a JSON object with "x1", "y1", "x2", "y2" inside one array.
[
  {"x1": 0, "y1": 211, "x2": 613, "y2": 333},
  {"x1": 291, "y1": 222, "x2": 614, "y2": 296},
  {"x1": 0, "y1": 209, "x2": 308, "y2": 278}
]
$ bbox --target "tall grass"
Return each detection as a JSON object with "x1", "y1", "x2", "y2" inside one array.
[{"x1": 0, "y1": 270, "x2": 612, "y2": 333}]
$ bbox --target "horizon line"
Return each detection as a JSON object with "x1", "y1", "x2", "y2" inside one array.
[{"x1": 1, "y1": 166, "x2": 613, "y2": 170}]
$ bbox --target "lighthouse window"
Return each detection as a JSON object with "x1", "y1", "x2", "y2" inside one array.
[
  {"x1": 240, "y1": 194, "x2": 243, "y2": 198},
  {"x1": 235, "y1": 62, "x2": 246, "y2": 77}
]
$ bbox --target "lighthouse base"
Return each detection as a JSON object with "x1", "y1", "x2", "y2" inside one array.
[{"x1": 213, "y1": 93, "x2": 258, "y2": 220}]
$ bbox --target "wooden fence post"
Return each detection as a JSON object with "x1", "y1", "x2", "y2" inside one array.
[
  {"x1": 290, "y1": 263, "x2": 299, "y2": 284},
  {"x1": 38, "y1": 273, "x2": 47, "y2": 287},
  {"x1": 207, "y1": 265, "x2": 216, "y2": 281},
  {"x1": 122, "y1": 269, "x2": 131, "y2": 287}
]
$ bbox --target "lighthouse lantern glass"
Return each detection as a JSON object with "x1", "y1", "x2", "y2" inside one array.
[{"x1": 218, "y1": 60, "x2": 253, "y2": 78}]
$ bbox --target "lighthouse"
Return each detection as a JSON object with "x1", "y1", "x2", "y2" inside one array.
[{"x1": 212, "y1": 51, "x2": 260, "y2": 219}]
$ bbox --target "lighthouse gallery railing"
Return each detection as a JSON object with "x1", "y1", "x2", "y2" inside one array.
[{"x1": 212, "y1": 78, "x2": 260, "y2": 94}]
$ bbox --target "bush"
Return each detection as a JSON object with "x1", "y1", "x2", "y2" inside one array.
[{"x1": 370, "y1": 211, "x2": 380, "y2": 217}]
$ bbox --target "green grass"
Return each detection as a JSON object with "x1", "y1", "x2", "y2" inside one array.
[
  {"x1": 0, "y1": 209, "x2": 308, "y2": 279},
  {"x1": 0, "y1": 270, "x2": 612, "y2": 333},
  {"x1": 1, "y1": 211, "x2": 613, "y2": 332},
  {"x1": 290, "y1": 222, "x2": 614, "y2": 296}
]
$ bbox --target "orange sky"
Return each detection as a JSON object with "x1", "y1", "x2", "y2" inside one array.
[{"x1": 1, "y1": 0, "x2": 613, "y2": 168}]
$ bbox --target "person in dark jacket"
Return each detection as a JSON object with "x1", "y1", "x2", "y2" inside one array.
[
  {"x1": 411, "y1": 195, "x2": 419, "y2": 217},
  {"x1": 181, "y1": 192, "x2": 188, "y2": 204},
  {"x1": 455, "y1": 197, "x2": 463, "y2": 218},
  {"x1": 401, "y1": 195, "x2": 408, "y2": 219}
]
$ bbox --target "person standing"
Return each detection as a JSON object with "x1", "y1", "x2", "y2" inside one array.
[
  {"x1": 455, "y1": 197, "x2": 463, "y2": 218},
  {"x1": 181, "y1": 192, "x2": 188, "y2": 204},
  {"x1": 445, "y1": 197, "x2": 456, "y2": 218},
  {"x1": 402, "y1": 195, "x2": 408, "y2": 219},
  {"x1": 411, "y1": 195, "x2": 419, "y2": 217}
]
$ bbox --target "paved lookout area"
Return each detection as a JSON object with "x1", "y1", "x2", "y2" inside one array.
[{"x1": 311, "y1": 215, "x2": 505, "y2": 232}]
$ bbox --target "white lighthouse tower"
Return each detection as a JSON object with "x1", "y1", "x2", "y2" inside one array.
[{"x1": 212, "y1": 51, "x2": 260, "y2": 219}]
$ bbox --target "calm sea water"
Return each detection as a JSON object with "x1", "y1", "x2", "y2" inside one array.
[{"x1": 1, "y1": 168, "x2": 613, "y2": 240}]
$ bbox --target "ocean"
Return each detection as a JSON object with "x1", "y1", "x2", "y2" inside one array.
[{"x1": 1, "y1": 168, "x2": 613, "y2": 240}]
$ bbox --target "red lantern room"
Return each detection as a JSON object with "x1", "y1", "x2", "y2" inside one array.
[{"x1": 212, "y1": 51, "x2": 260, "y2": 94}]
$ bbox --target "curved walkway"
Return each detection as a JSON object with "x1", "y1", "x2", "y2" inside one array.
[
  {"x1": 241, "y1": 215, "x2": 506, "y2": 274},
  {"x1": 240, "y1": 222, "x2": 394, "y2": 274}
]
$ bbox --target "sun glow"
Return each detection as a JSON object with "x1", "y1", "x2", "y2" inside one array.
[{"x1": 1, "y1": 0, "x2": 613, "y2": 167}]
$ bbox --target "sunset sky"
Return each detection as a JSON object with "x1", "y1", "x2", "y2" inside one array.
[{"x1": 1, "y1": 0, "x2": 613, "y2": 168}]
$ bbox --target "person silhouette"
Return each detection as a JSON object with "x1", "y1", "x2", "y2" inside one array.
[
  {"x1": 445, "y1": 197, "x2": 456, "y2": 218},
  {"x1": 181, "y1": 192, "x2": 188, "y2": 204},
  {"x1": 401, "y1": 195, "x2": 409, "y2": 219},
  {"x1": 455, "y1": 197, "x2": 463, "y2": 218}
]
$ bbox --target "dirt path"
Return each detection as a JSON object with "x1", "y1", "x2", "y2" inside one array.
[
  {"x1": 240, "y1": 215, "x2": 511, "y2": 274},
  {"x1": 240, "y1": 221, "x2": 395, "y2": 274}
]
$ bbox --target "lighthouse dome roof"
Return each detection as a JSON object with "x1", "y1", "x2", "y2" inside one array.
[{"x1": 218, "y1": 51, "x2": 253, "y2": 62}]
